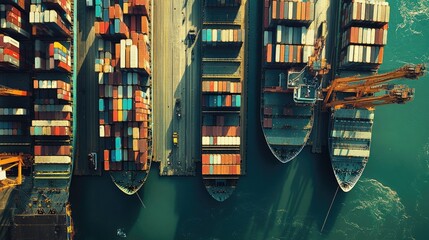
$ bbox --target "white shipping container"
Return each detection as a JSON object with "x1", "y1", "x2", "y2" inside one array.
[
  {"x1": 213, "y1": 29, "x2": 218, "y2": 42},
  {"x1": 352, "y1": 45, "x2": 358, "y2": 62},
  {"x1": 383, "y1": 29, "x2": 388, "y2": 45},
  {"x1": 130, "y1": 45, "x2": 138, "y2": 68},
  {"x1": 4, "y1": 36, "x2": 19, "y2": 48},
  {"x1": 366, "y1": 46, "x2": 371, "y2": 63},
  {"x1": 288, "y1": 2, "x2": 293, "y2": 20},
  {"x1": 276, "y1": 25, "x2": 282, "y2": 43},
  {"x1": 275, "y1": 44, "x2": 280, "y2": 62},
  {"x1": 229, "y1": 29, "x2": 233, "y2": 42},
  {"x1": 34, "y1": 156, "x2": 71, "y2": 164},
  {"x1": 99, "y1": 125, "x2": 105, "y2": 137},
  {"x1": 373, "y1": 4, "x2": 377, "y2": 22},
  {"x1": 120, "y1": 40, "x2": 126, "y2": 68},
  {"x1": 361, "y1": 3, "x2": 366, "y2": 21},
  {"x1": 32, "y1": 120, "x2": 70, "y2": 127},
  {"x1": 358, "y1": 45, "x2": 364, "y2": 63},
  {"x1": 366, "y1": 28, "x2": 371, "y2": 44},
  {"x1": 352, "y1": 2, "x2": 358, "y2": 20}
]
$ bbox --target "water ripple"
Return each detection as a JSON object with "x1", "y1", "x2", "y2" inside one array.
[
  {"x1": 334, "y1": 178, "x2": 413, "y2": 239},
  {"x1": 397, "y1": 0, "x2": 429, "y2": 35}
]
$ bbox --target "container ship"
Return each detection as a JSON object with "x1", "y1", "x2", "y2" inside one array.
[
  {"x1": 1, "y1": 0, "x2": 74, "y2": 239},
  {"x1": 328, "y1": 0, "x2": 424, "y2": 192},
  {"x1": 200, "y1": 0, "x2": 246, "y2": 201},
  {"x1": 261, "y1": 0, "x2": 320, "y2": 163},
  {"x1": 330, "y1": 0, "x2": 390, "y2": 192},
  {"x1": 90, "y1": 0, "x2": 152, "y2": 195}
]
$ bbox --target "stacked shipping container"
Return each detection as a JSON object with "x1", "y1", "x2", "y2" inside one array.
[
  {"x1": 261, "y1": 0, "x2": 315, "y2": 146},
  {"x1": 202, "y1": 28, "x2": 244, "y2": 43},
  {"x1": 202, "y1": 154, "x2": 241, "y2": 175},
  {"x1": 339, "y1": 0, "x2": 390, "y2": 70},
  {"x1": 30, "y1": 0, "x2": 73, "y2": 182},
  {"x1": 263, "y1": 0, "x2": 315, "y2": 65},
  {"x1": 0, "y1": 1, "x2": 31, "y2": 154},
  {"x1": 93, "y1": 0, "x2": 152, "y2": 172}
]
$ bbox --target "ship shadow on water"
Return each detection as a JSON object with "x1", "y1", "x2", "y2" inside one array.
[{"x1": 70, "y1": 175, "x2": 141, "y2": 240}]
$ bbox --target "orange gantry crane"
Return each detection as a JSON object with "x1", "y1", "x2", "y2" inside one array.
[
  {"x1": 0, "y1": 84, "x2": 29, "y2": 97},
  {"x1": 323, "y1": 64, "x2": 426, "y2": 109},
  {"x1": 324, "y1": 84, "x2": 414, "y2": 109},
  {"x1": 0, "y1": 154, "x2": 32, "y2": 191},
  {"x1": 0, "y1": 85, "x2": 31, "y2": 190}
]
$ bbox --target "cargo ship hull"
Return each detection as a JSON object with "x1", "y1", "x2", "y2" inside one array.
[
  {"x1": 329, "y1": 108, "x2": 373, "y2": 192},
  {"x1": 91, "y1": 1, "x2": 153, "y2": 195},
  {"x1": 261, "y1": 0, "x2": 317, "y2": 163},
  {"x1": 201, "y1": 0, "x2": 247, "y2": 201},
  {"x1": 329, "y1": 0, "x2": 390, "y2": 191},
  {"x1": 261, "y1": 70, "x2": 314, "y2": 163},
  {"x1": 111, "y1": 170, "x2": 150, "y2": 195}
]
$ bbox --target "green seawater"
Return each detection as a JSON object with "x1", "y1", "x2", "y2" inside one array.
[{"x1": 70, "y1": 0, "x2": 429, "y2": 239}]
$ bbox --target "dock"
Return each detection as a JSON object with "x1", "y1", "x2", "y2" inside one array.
[
  {"x1": 152, "y1": 0, "x2": 201, "y2": 176},
  {"x1": 73, "y1": 0, "x2": 102, "y2": 176}
]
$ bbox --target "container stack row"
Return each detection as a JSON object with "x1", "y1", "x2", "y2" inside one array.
[
  {"x1": 202, "y1": 94, "x2": 241, "y2": 108},
  {"x1": 202, "y1": 29, "x2": 244, "y2": 43},
  {"x1": 94, "y1": 6, "x2": 150, "y2": 75},
  {"x1": 0, "y1": 121, "x2": 23, "y2": 136},
  {"x1": 34, "y1": 41, "x2": 72, "y2": 72},
  {"x1": 30, "y1": 0, "x2": 73, "y2": 183},
  {"x1": 264, "y1": 43, "x2": 313, "y2": 64},
  {"x1": 29, "y1": 3, "x2": 72, "y2": 37},
  {"x1": 202, "y1": 1, "x2": 244, "y2": 179},
  {"x1": 263, "y1": 0, "x2": 315, "y2": 65},
  {"x1": 265, "y1": 0, "x2": 314, "y2": 29},
  {"x1": 202, "y1": 81, "x2": 242, "y2": 93},
  {"x1": 0, "y1": 2, "x2": 30, "y2": 38},
  {"x1": 0, "y1": 34, "x2": 20, "y2": 68},
  {"x1": 202, "y1": 154, "x2": 241, "y2": 175},
  {"x1": 339, "y1": 0, "x2": 390, "y2": 70},
  {"x1": 92, "y1": 0, "x2": 152, "y2": 172}
]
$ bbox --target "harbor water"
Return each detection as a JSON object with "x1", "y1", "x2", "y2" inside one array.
[{"x1": 70, "y1": 0, "x2": 429, "y2": 239}]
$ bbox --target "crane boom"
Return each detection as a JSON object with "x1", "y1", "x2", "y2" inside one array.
[
  {"x1": 0, "y1": 154, "x2": 31, "y2": 191},
  {"x1": 0, "y1": 85, "x2": 29, "y2": 97},
  {"x1": 324, "y1": 64, "x2": 425, "y2": 107},
  {"x1": 325, "y1": 85, "x2": 414, "y2": 109}
]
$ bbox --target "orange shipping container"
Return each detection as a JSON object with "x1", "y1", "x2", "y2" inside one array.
[
  {"x1": 104, "y1": 161, "x2": 110, "y2": 171},
  {"x1": 104, "y1": 150, "x2": 110, "y2": 161},
  {"x1": 267, "y1": 44, "x2": 272, "y2": 63},
  {"x1": 289, "y1": 45, "x2": 294, "y2": 62},
  {"x1": 272, "y1": 1, "x2": 277, "y2": 19}
]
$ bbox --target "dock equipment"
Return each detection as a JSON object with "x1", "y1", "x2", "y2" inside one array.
[
  {"x1": 0, "y1": 85, "x2": 29, "y2": 97},
  {"x1": 0, "y1": 154, "x2": 31, "y2": 191},
  {"x1": 323, "y1": 64, "x2": 426, "y2": 110}
]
